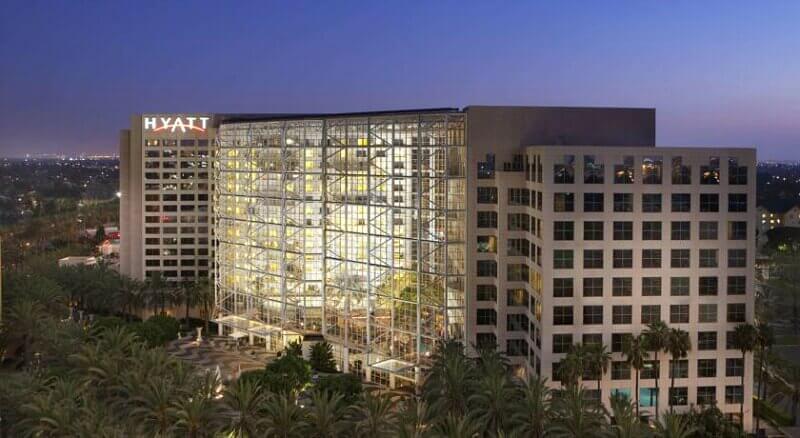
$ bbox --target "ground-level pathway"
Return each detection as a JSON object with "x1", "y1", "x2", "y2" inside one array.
[{"x1": 166, "y1": 335, "x2": 274, "y2": 381}]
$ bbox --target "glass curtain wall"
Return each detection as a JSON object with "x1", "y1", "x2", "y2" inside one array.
[{"x1": 215, "y1": 113, "x2": 466, "y2": 381}]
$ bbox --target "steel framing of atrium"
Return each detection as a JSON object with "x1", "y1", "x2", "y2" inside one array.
[{"x1": 214, "y1": 111, "x2": 466, "y2": 386}]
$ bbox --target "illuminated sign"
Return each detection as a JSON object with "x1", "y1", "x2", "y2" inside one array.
[{"x1": 144, "y1": 116, "x2": 210, "y2": 133}]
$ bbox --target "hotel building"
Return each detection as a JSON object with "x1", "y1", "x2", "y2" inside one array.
[{"x1": 120, "y1": 106, "x2": 755, "y2": 427}]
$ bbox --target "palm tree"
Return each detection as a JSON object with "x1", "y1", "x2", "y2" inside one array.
[
  {"x1": 262, "y1": 393, "x2": 307, "y2": 438},
  {"x1": 664, "y1": 328, "x2": 690, "y2": 413},
  {"x1": 622, "y1": 334, "x2": 648, "y2": 418},
  {"x1": 643, "y1": 320, "x2": 669, "y2": 421},
  {"x1": 118, "y1": 275, "x2": 144, "y2": 320},
  {"x1": 171, "y1": 392, "x2": 222, "y2": 438},
  {"x1": 548, "y1": 385, "x2": 610, "y2": 438},
  {"x1": 587, "y1": 343, "x2": 612, "y2": 395},
  {"x1": 194, "y1": 277, "x2": 214, "y2": 334},
  {"x1": 732, "y1": 323, "x2": 757, "y2": 427},
  {"x1": 221, "y1": 378, "x2": 267, "y2": 437},
  {"x1": 128, "y1": 377, "x2": 181, "y2": 436},
  {"x1": 468, "y1": 364, "x2": 516, "y2": 436},
  {"x1": 8, "y1": 298, "x2": 44, "y2": 365},
  {"x1": 653, "y1": 412, "x2": 696, "y2": 438},
  {"x1": 306, "y1": 390, "x2": 348, "y2": 438},
  {"x1": 510, "y1": 376, "x2": 550, "y2": 438},
  {"x1": 755, "y1": 321, "x2": 774, "y2": 433},
  {"x1": 395, "y1": 396, "x2": 434, "y2": 438},
  {"x1": 608, "y1": 392, "x2": 649, "y2": 438},
  {"x1": 560, "y1": 343, "x2": 589, "y2": 388},
  {"x1": 422, "y1": 340, "x2": 475, "y2": 417},
  {"x1": 180, "y1": 281, "x2": 199, "y2": 323},
  {"x1": 431, "y1": 413, "x2": 481, "y2": 438},
  {"x1": 350, "y1": 390, "x2": 397, "y2": 437}
]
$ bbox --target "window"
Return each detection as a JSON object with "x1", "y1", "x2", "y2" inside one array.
[
  {"x1": 672, "y1": 156, "x2": 692, "y2": 184},
  {"x1": 613, "y1": 249, "x2": 633, "y2": 269},
  {"x1": 554, "y1": 306, "x2": 574, "y2": 325},
  {"x1": 477, "y1": 187, "x2": 497, "y2": 204},
  {"x1": 584, "y1": 155, "x2": 604, "y2": 183},
  {"x1": 642, "y1": 194, "x2": 662, "y2": 212},
  {"x1": 612, "y1": 333, "x2": 632, "y2": 353},
  {"x1": 508, "y1": 213, "x2": 530, "y2": 231},
  {"x1": 507, "y1": 339, "x2": 527, "y2": 357},
  {"x1": 507, "y1": 314, "x2": 529, "y2": 331},
  {"x1": 613, "y1": 222, "x2": 633, "y2": 240},
  {"x1": 583, "y1": 306, "x2": 604, "y2": 325},
  {"x1": 553, "y1": 250, "x2": 574, "y2": 269},
  {"x1": 642, "y1": 249, "x2": 661, "y2": 268},
  {"x1": 642, "y1": 277, "x2": 662, "y2": 296},
  {"x1": 614, "y1": 193, "x2": 633, "y2": 212},
  {"x1": 554, "y1": 221, "x2": 574, "y2": 240},
  {"x1": 508, "y1": 188, "x2": 530, "y2": 206},
  {"x1": 699, "y1": 221, "x2": 718, "y2": 240},
  {"x1": 698, "y1": 359, "x2": 717, "y2": 378},
  {"x1": 583, "y1": 221, "x2": 604, "y2": 240},
  {"x1": 670, "y1": 305, "x2": 690, "y2": 324},
  {"x1": 613, "y1": 305, "x2": 632, "y2": 324},
  {"x1": 641, "y1": 361, "x2": 660, "y2": 380},
  {"x1": 476, "y1": 285, "x2": 497, "y2": 301},
  {"x1": 728, "y1": 193, "x2": 747, "y2": 212},
  {"x1": 584, "y1": 193, "x2": 604, "y2": 212},
  {"x1": 728, "y1": 222, "x2": 747, "y2": 240},
  {"x1": 475, "y1": 333, "x2": 497, "y2": 349},
  {"x1": 727, "y1": 303, "x2": 746, "y2": 323},
  {"x1": 507, "y1": 238, "x2": 529, "y2": 257},
  {"x1": 507, "y1": 289, "x2": 528, "y2": 306},
  {"x1": 553, "y1": 278, "x2": 574, "y2": 298},
  {"x1": 671, "y1": 194, "x2": 691, "y2": 212},
  {"x1": 726, "y1": 331, "x2": 737, "y2": 350},
  {"x1": 642, "y1": 156, "x2": 663, "y2": 184},
  {"x1": 613, "y1": 277, "x2": 632, "y2": 296},
  {"x1": 641, "y1": 305, "x2": 661, "y2": 324},
  {"x1": 612, "y1": 361, "x2": 631, "y2": 380},
  {"x1": 669, "y1": 360, "x2": 689, "y2": 379},
  {"x1": 553, "y1": 334, "x2": 573, "y2": 353},
  {"x1": 699, "y1": 304, "x2": 718, "y2": 323},
  {"x1": 554, "y1": 193, "x2": 575, "y2": 212},
  {"x1": 583, "y1": 278, "x2": 603, "y2": 297},
  {"x1": 728, "y1": 276, "x2": 746, "y2": 295},
  {"x1": 554, "y1": 155, "x2": 575, "y2": 184},
  {"x1": 697, "y1": 387, "x2": 716, "y2": 405},
  {"x1": 698, "y1": 332, "x2": 717, "y2": 350},
  {"x1": 507, "y1": 264, "x2": 529, "y2": 282},
  {"x1": 583, "y1": 250, "x2": 603, "y2": 269},
  {"x1": 671, "y1": 222, "x2": 690, "y2": 240},
  {"x1": 699, "y1": 249, "x2": 718, "y2": 268},
  {"x1": 642, "y1": 221, "x2": 662, "y2": 240},
  {"x1": 670, "y1": 277, "x2": 690, "y2": 296},
  {"x1": 729, "y1": 157, "x2": 748, "y2": 185},
  {"x1": 476, "y1": 236, "x2": 496, "y2": 253},
  {"x1": 701, "y1": 157, "x2": 721, "y2": 185},
  {"x1": 699, "y1": 277, "x2": 718, "y2": 296},
  {"x1": 477, "y1": 211, "x2": 498, "y2": 228},
  {"x1": 614, "y1": 156, "x2": 634, "y2": 184},
  {"x1": 669, "y1": 387, "x2": 688, "y2": 406},
  {"x1": 583, "y1": 333, "x2": 603, "y2": 347},
  {"x1": 700, "y1": 194, "x2": 719, "y2": 212},
  {"x1": 476, "y1": 309, "x2": 497, "y2": 325},
  {"x1": 728, "y1": 249, "x2": 746, "y2": 268},
  {"x1": 671, "y1": 249, "x2": 690, "y2": 268},
  {"x1": 477, "y1": 260, "x2": 497, "y2": 277},
  {"x1": 726, "y1": 358, "x2": 744, "y2": 377},
  {"x1": 477, "y1": 153, "x2": 495, "y2": 179}
]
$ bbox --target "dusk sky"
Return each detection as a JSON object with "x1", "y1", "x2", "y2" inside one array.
[{"x1": 1, "y1": 1, "x2": 798, "y2": 160}]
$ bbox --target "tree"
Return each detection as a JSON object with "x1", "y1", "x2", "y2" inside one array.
[
  {"x1": 608, "y1": 392, "x2": 649, "y2": 438},
  {"x1": 653, "y1": 412, "x2": 696, "y2": 438},
  {"x1": 732, "y1": 323, "x2": 757, "y2": 427},
  {"x1": 643, "y1": 320, "x2": 670, "y2": 421},
  {"x1": 194, "y1": 277, "x2": 214, "y2": 334},
  {"x1": 422, "y1": 340, "x2": 475, "y2": 418},
  {"x1": 622, "y1": 334, "x2": 648, "y2": 418},
  {"x1": 548, "y1": 385, "x2": 610, "y2": 438},
  {"x1": 350, "y1": 390, "x2": 397, "y2": 437},
  {"x1": 510, "y1": 376, "x2": 550, "y2": 438},
  {"x1": 310, "y1": 341, "x2": 337, "y2": 372},
  {"x1": 755, "y1": 321, "x2": 774, "y2": 433},
  {"x1": 262, "y1": 393, "x2": 307, "y2": 438},
  {"x1": 664, "y1": 328, "x2": 690, "y2": 413},
  {"x1": 560, "y1": 343, "x2": 589, "y2": 387},
  {"x1": 431, "y1": 413, "x2": 481, "y2": 438},
  {"x1": 262, "y1": 351, "x2": 311, "y2": 396},
  {"x1": 221, "y1": 379, "x2": 267, "y2": 437},
  {"x1": 395, "y1": 396, "x2": 434, "y2": 438},
  {"x1": 95, "y1": 224, "x2": 106, "y2": 244},
  {"x1": 587, "y1": 343, "x2": 612, "y2": 395},
  {"x1": 306, "y1": 390, "x2": 348, "y2": 438},
  {"x1": 8, "y1": 298, "x2": 45, "y2": 366}
]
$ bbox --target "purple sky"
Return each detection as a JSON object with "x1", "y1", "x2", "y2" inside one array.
[{"x1": 1, "y1": 1, "x2": 798, "y2": 159}]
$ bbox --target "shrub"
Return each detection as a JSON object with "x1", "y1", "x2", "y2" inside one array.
[
  {"x1": 309, "y1": 341, "x2": 337, "y2": 372},
  {"x1": 262, "y1": 352, "x2": 311, "y2": 395},
  {"x1": 316, "y1": 373, "x2": 362, "y2": 403},
  {"x1": 131, "y1": 315, "x2": 180, "y2": 347},
  {"x1": 91, "y1": 316, "x2": 125, "y2": 334}
]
